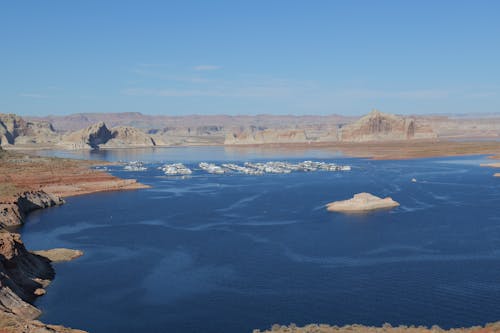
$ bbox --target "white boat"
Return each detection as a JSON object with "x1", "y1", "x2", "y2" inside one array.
[
  {"x1": 199, "y1": 162, "x2": 226, "y2": 174},
  {"x1": 162, "y1": 163, "x2": 192, "y2": 175}
]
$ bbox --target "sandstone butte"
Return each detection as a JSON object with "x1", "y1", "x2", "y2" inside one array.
[
  {"x1": 0, "y1": 148, "x2": 149, "y2": 332},
  {"x1": 326, "y1": 192, "x2": 400, "y2": 212}
]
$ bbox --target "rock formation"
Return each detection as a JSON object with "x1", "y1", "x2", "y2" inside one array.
[
  {"x1": 225, "y1": 127, "x2": 308, "y2": 145},
  {"x1": 151, "y1": 125, "x2": 224, "y2": 146},
  {"x1": 0, "y1": 231, "x2": 86, "y2": 332},
  {"x1": 0, "y1": 310, "x2": 87, "y2": 333},
  {"x1": 339, "y1": 109, "x2": 436, "y2": 142},
  {"x1": 8, "y1": 110, "x2": 500, "y2": 148},
  {"x1": 0, "y1": 191, "x2": 64, "y2": 228},
  {"x1": 60, "y1": 122, "x2": 157, "y2": 149},
  {"x1": 101, "y1": 126, "x2": 157, "y2": 148},
  {"x1": 60, "y1": 121, "x2": 113, "y2": 149},
  {"x1": 224, "y1": 110, "x2": 439, "y2": 145},
  {"x1": 0, "y1": 231, "x2": 54, "y2": 319},
  {"x1": 326, "y1": 192, "x2": 399, "y2": 212},
  {"x1": 0, "y1": 113, "x2": 59, "y2": 147}
]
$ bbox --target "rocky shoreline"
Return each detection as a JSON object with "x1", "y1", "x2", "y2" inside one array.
[
  {"x1": 254, "y1": 322, "x2": 500, "y2": 333},
  {"x1": 0, "y1": 149, "x2": 149, "y2": 332},
  {"x1": 0, "y1": 191, "x2": 64, "y2": 228}
]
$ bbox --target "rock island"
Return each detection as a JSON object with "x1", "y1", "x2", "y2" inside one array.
[{"x1": 326, "y1": 192, "x2": 399, "y2": 212}]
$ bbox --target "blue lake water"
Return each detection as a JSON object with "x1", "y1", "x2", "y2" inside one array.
[{"x1": 22, "y1": 147, "x2": 500, "y2": 332}]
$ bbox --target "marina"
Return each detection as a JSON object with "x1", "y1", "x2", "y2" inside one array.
[{"x1": 128, "y1": 160, "x2": 352, "y2": 176}]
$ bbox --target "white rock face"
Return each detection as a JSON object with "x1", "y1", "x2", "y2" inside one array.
[{"x1": 326, "y1": 192, "x2": 399, "y2": 212}]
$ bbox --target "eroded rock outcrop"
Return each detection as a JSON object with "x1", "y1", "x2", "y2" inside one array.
[
  {"x1": 0, "y1": 232, "x2": 86, "y2": 332},
  {"x1": 0, "y1": 113, "x2": 59, "y2": 147},
  {"x1": 101, "y1": 126, "x2": 156, "y2": 148},
  {"x1": 0, "y1": 191, "x2": 64, "y2": 228},
  {"x1": 340, "y1": 109, "x2": 436, "y2": 142},
  {"x1": 0, "y1": 231, "x2": 54, "y2": 319},
  {"x1": 60, "y1": 122, "x2": 158, "y2": 149},
  {"x1": 0, "y1": 310, "x2": 87, "y2": 333},
  {"x1": 326, "y1": 192, "x2": 399, "y2": 212},
  {"x1": 224, "y1": 110, "x2": 437, "y2": 145},
  {"x1": 60, "y1": 121, "x2": 113, "y2": 149}
]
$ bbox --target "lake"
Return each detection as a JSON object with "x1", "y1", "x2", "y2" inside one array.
[{"x1": 22, "y1": 147, "x2": 500, "y2": 332}]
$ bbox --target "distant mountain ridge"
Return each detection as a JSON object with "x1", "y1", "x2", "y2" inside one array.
[{"x1": 27, "y1": 112, "x2": 355, "y2": 132}]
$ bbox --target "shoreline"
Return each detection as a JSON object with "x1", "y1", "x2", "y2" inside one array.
[{"x1": 255, "y1": 322, "x2": 500, "y2": 333}]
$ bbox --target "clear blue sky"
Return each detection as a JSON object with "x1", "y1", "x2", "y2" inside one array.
[{"x1": 1, "y1": 0, "x2": 499, "y2": 116}]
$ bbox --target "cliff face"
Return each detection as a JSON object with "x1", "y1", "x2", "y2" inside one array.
[
  {"x1": 60, "y1": 121, "x2": 113, "y2": 149},
  {"x1": 0, "y1": 230, "x2": 86, "y2": 332},
  {"x1": 223, "y1": 110, "x2": 438, "y2": 145},
  {"x1": 101, "y1": 126, "x2": 157, "y2": 148},
  {"x1": 340, "y1": 110, "x2": 436, "y2": 142},
  {"x1": 224, "y1": 125, "x2": 342, "y2": 145},
  {"x1": 0, "y1": 113, "x2": 58, "y2": 147},
  {"x1": 0, "y1": 231, "x2": 54, "y2": 319},
  {"x1": 0, "y1": 191, "x2": 64, "y2": 228},
  {"x1": 60, "y1": 122, "x2": 157, "y2": 149}
]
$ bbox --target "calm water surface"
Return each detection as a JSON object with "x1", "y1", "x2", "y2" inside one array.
[{"x1": 22, "y1": 147, "x2": 500, "y2": 332}]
